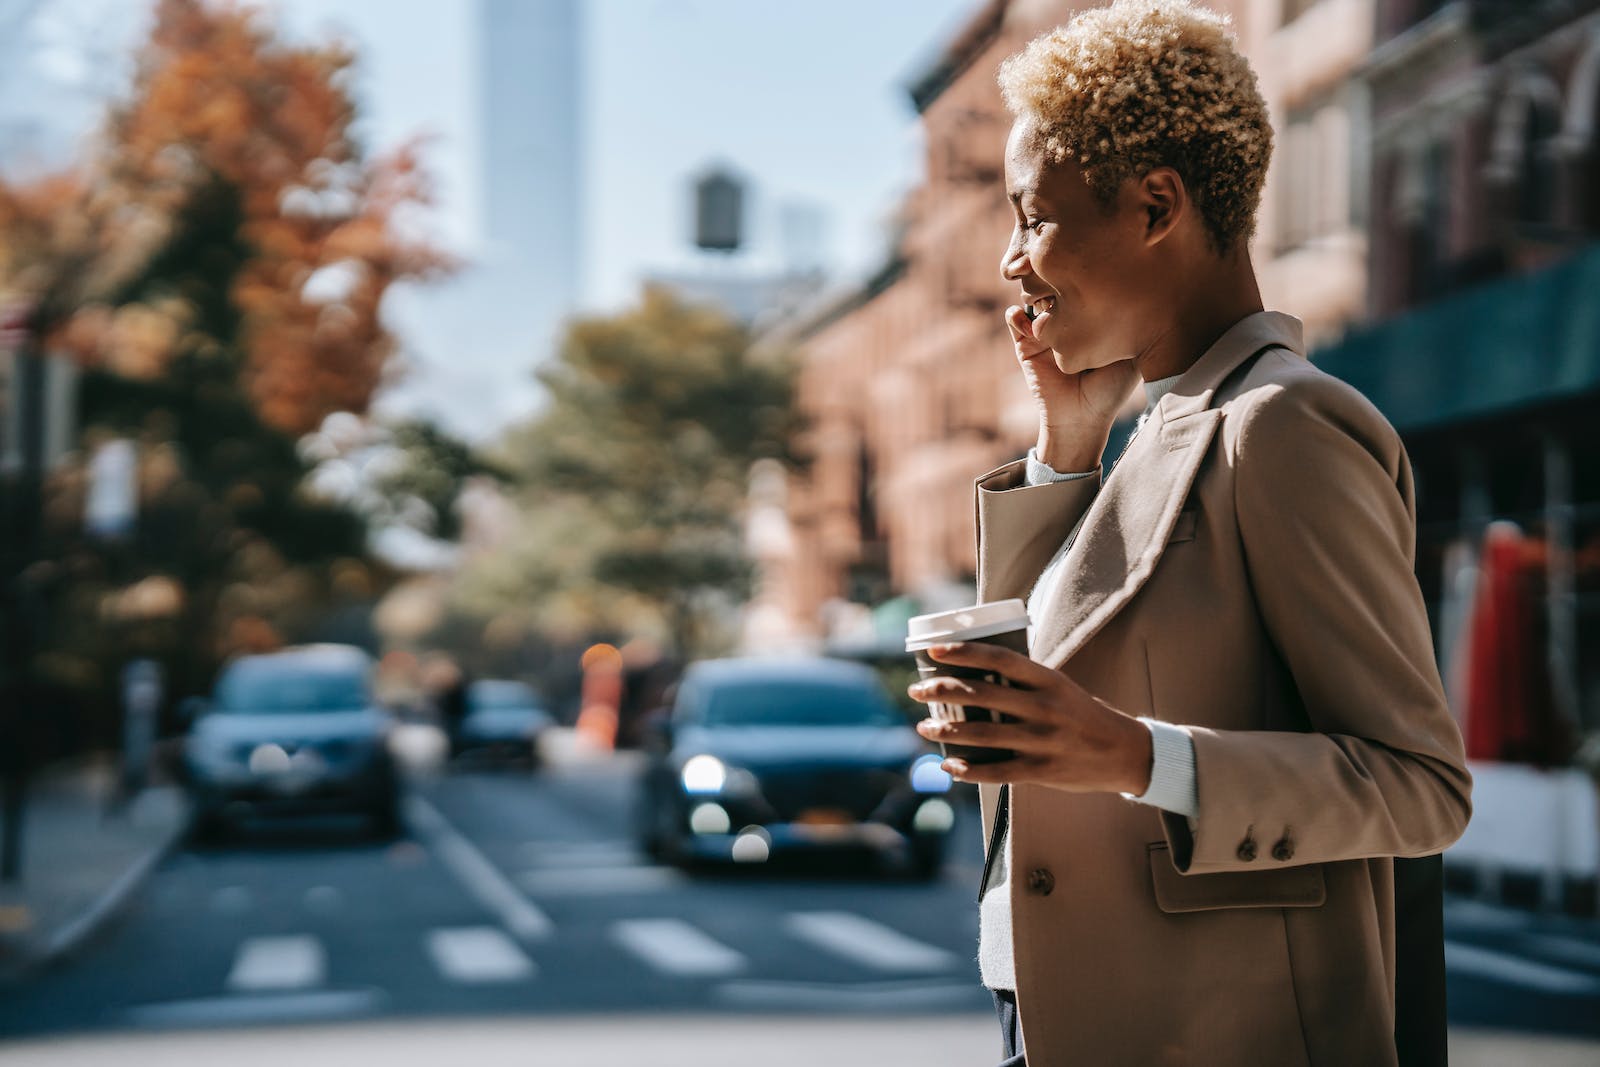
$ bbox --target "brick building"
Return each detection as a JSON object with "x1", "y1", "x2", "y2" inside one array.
[{"x1": 748, "y1": 0, "x2": 1379, "y2": 649}]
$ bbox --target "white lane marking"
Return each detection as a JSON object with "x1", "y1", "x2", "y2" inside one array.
[
  {"x1": 425, "y1": 926, "x2": 536, "y2": 984},
  {"x1": 1525, "y1": 934, "x2": 1600, "y2": 972},
  {"x1": 209, "y1": 886, "x2": 252, "y2": 915},
  {"x1": 303, "y1": 885, "x2": 343, "y2": 914},
  {"x1": 715, "y1": 978, "x2": 983, "y2": 1011},
  {"x1": 784, "y1": 912, "x2": 958, "y2": 973},
  {"x1": 403, "y1": 794, "x2": 553, "y2": 941},
  {"x1": 518, "y1": 840, "x2": 644, "y2": 867},
  {"x1": 1444, "y1": 898, "x2": 1536, "y2": 932},
  {"x1": 611, "y1": 919, "x2": 746, "y2": 977},
  {"x1": 124, "y1": 988, "x2": 384, "y2": 1027},
  {"x1": 1445, "y1": 940, "x2": 1600, "y2": 995},
  {"x1": 517, "y1": 865, "x2": 684, "y2": 897},
  {"x1": 225, "y1": 935, "x2": 326, "y2": 992}
]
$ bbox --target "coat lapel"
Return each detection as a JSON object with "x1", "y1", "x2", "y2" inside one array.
[
  {"x1": 1030, "y1": 312, "x2": 1305, "y2": 670},
  {"x1": 1031, "y1": 407, "x2": 1221, "y2": 669}
]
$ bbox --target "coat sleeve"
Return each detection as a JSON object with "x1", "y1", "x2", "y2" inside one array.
[
  {"x1": 1160, "y1": 368, "x2": 1472, "y2": 873},
  {"x1": 975, "y1": 460, "x2": 1102, "y2": 604}
]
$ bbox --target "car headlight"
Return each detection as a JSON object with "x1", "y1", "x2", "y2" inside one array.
[
  {"x1": 910, "y1": 753, "x2": 953, "y2": 793},
  {"x1": 681, "y1": 755, "x2": 727, "y2": 794},
  {"x1": 681, "y1": 756, "x2": 761, "y2": 797}
]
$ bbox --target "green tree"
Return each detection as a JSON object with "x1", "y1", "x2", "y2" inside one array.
[
  {"x1": 463, "y1": 286, "x2": 799, "y2": 654},
  {"x1": 0, "y1": 0, "x2": 449, "y2": 744}
]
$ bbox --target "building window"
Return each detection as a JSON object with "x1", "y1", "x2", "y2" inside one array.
[
  {"x1": 1276, "y1": 98, "x2": 1352, "y2": 252},
  {"x1": 1515, "y1": 98, "x2": 1560, "y2": 228}
]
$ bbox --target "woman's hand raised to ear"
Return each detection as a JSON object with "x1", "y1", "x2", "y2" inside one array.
[{"x1": 1005, "y1": 305, "x2": 1140, "y2": 473}]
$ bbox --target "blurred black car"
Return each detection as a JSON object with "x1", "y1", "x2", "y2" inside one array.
[
  {"x1": 451, "y1": 679, "x2": 554, "y2": 766},
  {"x1": 184, "y1": 644, "x2": 400, "y2": 839},
  {"x1": 635, "y1": 657, "x2": 955, "y2": 877}
]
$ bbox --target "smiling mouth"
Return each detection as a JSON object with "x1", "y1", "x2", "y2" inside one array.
[{"x1": 1024, "y1": 295, "x2": 1057, "y2": 321}]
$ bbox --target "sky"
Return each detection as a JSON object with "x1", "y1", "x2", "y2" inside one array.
[
  {"x1": 4, "y1": 0, "x2": 982, "y2": 435},
  {"x1": 275, "y1": 0, "x2": 978, "y2": 306}
]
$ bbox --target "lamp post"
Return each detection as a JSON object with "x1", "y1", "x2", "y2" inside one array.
[{"x1": 0, "y1": 301, "x2": 44, "y2": 882}]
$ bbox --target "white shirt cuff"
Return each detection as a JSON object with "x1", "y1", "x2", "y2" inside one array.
[
  {"x1": 1123, "y1": 717, "x2": 1199, "y2": 819},
  {"x1": 1024, "y1": 447, "x2": 1099, "y2": 487}
]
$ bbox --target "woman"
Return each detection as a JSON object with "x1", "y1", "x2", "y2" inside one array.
[{"x1": 905, "y1": 3, "x2": 1471, "y2": 1064}]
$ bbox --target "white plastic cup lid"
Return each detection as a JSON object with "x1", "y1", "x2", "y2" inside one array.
[{"x1": 905, "y1": 598, "x2": 1029, "y2": 650}]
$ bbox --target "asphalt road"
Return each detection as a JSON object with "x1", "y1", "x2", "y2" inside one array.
[
  {"x1": 0, "y1": 755, "x2": 991, "y2": 1038},
  {"x1": 1, "y1": 752, "x2": 1598, "y2": 1060}
]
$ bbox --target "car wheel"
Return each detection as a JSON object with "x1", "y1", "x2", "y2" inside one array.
[
  {"x1": 635, "y1": 785, "x2": 665, "y2": 858},
  {"x1": 368, "y1": 792, "x2": 402, "y2": 840},
  {"x1": 659, "y1": 806, "x2": 694, "y2": 869},
  {"x1": 189, "y1": 805, "x2": 227, "y2": 846},
  {"x1": 905, "y1": 840, "x2": 945, "y2": 882}
]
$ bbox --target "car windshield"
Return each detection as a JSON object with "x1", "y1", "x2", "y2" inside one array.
[
  {"x1": 215, "y1": 664, "x2": 369, "y2": 714},
  {"x1": 701, "y1": 679, "x2": 901, "y2": 728}
]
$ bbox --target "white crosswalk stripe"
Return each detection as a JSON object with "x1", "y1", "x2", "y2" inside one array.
[
  {"x1": 225, "y1": 935, "x2": 326, "y2": 992},
  {"x1": 611, "y1": 918, "x2": 747, "y2": 977},
  {"x1": 784, "y1": 911, "x2": 958, "y2": 973},
  {"x1": 1445, "y1": 940, "x2": 1600, "y2": 996},
  {"x1": 518, "y1": 864, "x2": 685, "y2": 897},
  {"x1": 426, "y1": 926, "x2": 537, "y2": 984}
]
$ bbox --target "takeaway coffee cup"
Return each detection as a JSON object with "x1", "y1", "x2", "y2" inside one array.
[{"x1": 905, "y1": 599, "x2": 1029, "y2": 765}]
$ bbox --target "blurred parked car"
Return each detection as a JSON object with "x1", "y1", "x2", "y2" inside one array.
[
  {"x1": 452, "y1": 679, "x2": 554, "y2": 766},
  {"x1": 636, "y1": 657, "x2": 954, "y2": 878},
  {"x1": 184, "y1": 644, "x2": 400, "y2": 839}
]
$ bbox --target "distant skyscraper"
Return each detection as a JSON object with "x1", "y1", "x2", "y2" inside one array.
[
  {"x1": 479, "y1": 0, "x2": 580, "y2": 304},
  {"x1": 383, "y1": 0, "x2": 583, "y2": 437}
]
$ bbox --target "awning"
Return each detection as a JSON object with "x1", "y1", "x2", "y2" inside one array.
[{"x1": 1313, "y1": 245, "x2": 1600, "y2": 431}]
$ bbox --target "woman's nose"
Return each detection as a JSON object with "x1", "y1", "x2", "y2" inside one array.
[{"x1": 1000, "y1": 238, "x2": 1028, "y2": 282}]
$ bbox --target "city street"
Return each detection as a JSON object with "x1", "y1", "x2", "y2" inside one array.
[
  {"x1": 0, "y1": 754, "x2": 992, "y2": 1038},
  {"x1": 1, "y1": 752, "x2": 1598, "y2": 1062}
]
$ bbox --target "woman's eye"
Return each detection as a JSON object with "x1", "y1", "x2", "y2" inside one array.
[{"x1": 1027, "y1": 219, "x2": 1046, "y2": 233}]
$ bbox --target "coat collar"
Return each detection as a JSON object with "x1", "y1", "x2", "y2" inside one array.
[
  {"x1": 1156, "y1": 311, "x2": 1304, "y2": 421},
  {"x1": 1031, "y1": 311, "x2": 1305, "y2": 670}
]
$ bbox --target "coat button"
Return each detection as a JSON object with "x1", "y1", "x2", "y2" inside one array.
[
  {"x1": 1236, "y1": 839, "x2": 1258, "y2": 862},
  {"x1": 1272, "y1": 839, "x2": 1294, "y2": 862},
  {"x1": 1026, "y1": 867, "x2": 1055, "y2": 896}
]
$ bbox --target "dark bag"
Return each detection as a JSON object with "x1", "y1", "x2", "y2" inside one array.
[{"x1": 1393, "y1": 853, "x2": 1449, "y2": 1067}]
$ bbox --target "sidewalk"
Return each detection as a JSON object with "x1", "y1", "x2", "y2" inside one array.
[
  {"x1": 0, "y1": 1016, "x2": 1597, "y2": 1066},
  {"x1": 0, "y1": 759, "x2": 189, "y2": 979}
]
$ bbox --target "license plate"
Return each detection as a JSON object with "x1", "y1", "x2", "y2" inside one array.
[{"x1": 795, "y1": 808, "x2": 854, "y2": 827}]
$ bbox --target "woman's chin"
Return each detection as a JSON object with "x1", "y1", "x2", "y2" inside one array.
[{"x1": 1051, "y1": 347, "x2": 1126, "y2": 376}]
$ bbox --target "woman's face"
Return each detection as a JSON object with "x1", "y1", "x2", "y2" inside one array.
[{"x1": 1001, "y1": 116, "x2": 1153, "y2": 375}]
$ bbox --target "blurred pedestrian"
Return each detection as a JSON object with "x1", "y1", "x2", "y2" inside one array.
[
  {"x1": 427, "y1": 658, "x2": 469, "y2": 756},
  {"x1": 905, "y1": 3, "x2": 1471, "y2": 1064}
]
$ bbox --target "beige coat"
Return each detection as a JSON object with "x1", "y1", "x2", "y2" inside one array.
[{"x1": 975, "y1": 312, "x2": 1471, "y2": 1066}]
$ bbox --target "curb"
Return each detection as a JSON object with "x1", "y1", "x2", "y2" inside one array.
[{"x1": 0, "y1": 797, "x2": 190, "y2": 983}]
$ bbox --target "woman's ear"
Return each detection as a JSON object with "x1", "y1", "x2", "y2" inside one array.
[{"x1": 1139, "y1": 167, "x2": 1186, "y2": 247}]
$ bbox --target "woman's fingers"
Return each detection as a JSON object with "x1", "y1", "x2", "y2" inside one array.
[
  {"x1": 907, "y1": 675, "x2": 1043, "y2": 719},
  {"x1": 925, "y1": 641, "x2": 1065, "y2": 691},
  {"x1": 1005, "y1": 304, "x2": 1032, "y2": 341},
  {"x1": 917, "y1": 716, "x2": 1044, "y2": 749},
  {"x1": 941, "y1": 753, "x2": 1048, "y2": 784},
  {"x1": 1005, "y1": 305, "x2": 1051, "y2": 357}
]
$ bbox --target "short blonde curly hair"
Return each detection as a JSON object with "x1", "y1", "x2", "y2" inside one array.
[{"x1": 997, "y1": 0, "x2": 1272, "y2": 253}]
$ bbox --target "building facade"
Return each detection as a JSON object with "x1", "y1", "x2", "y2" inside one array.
[{"x1": 753, "y1": 0, "x2": 1378, "y2": 648}]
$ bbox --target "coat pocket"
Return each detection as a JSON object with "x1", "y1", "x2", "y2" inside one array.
[
  {"x1": 1147, "y1": 842, "x2": 1326, "y2": 913},
  {"x1": 1167, "y1": 508, "x2": 1199, "y2": 544}
]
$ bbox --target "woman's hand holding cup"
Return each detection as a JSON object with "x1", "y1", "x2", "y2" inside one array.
[{"x1": 1005, "y1": 305, "x2": 1140, "y2": 473}]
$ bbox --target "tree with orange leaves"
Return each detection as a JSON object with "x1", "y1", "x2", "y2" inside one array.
[
  {"x1": 62, "y1": 0, "x2": 449, "y2": 434},
  {"x1": 0, "y1": 0, "x2": 453, "y2": 759}
]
